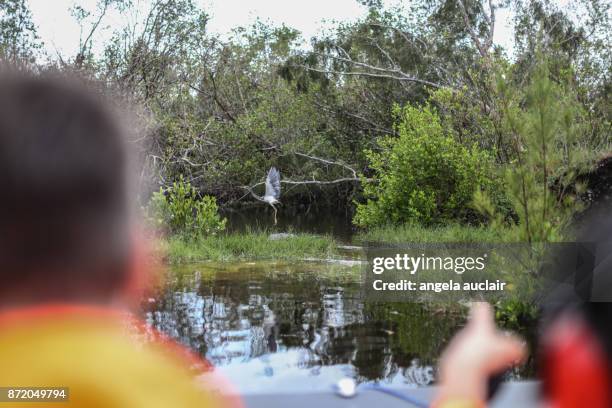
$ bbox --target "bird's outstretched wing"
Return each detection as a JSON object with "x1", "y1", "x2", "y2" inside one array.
[{"x1": 265, "y1": 167, "x2": 281, "y2": 200}]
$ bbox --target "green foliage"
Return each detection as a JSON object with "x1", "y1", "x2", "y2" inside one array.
[
  {"x1": 147, "y1": 176, "x2": 226, "y2": 240},
  {"x1": 2, "y1": 0, "x2": 608, "y2": 231},
  {"x1": 430, "y1": 82, "x2": 503, "y2": 160},
  {"x1": 159, "y1": 231, "x2": 337, "y2": 263},
  {"x1": 0, "y1": 0, "x2": 41, "y2": 63},
  {"x1": 354, "y1": 104, "x2": 497, "y2": 228},
  {"x1": 495, "y1": 299, "x2": 539, "y2": 333},
  {"x1": 473, "y1": 61, "x2": 590, "y2": 243}
]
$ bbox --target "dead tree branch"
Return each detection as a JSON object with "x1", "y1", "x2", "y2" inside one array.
[
  {"x1": 293, "y1": 152, "x2": 358, "y2": 178},
  {"x1": 457, "y1": 0, "x2": 496, "y2": 58},
  {"x1": 295, "y1": 64, "x2": 444, "y2": 88}
]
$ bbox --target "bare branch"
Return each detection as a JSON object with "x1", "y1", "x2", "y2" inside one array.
[
  {"x1": 241, "y1": 184, "x2": 267, "y2": 202},
  {"x1": 189, "y1": 74, "x2": 237, "y2": 123},
  {"x1": 313, "y1": 100, "x2": 395, "y2": 135},
  {"x1": 315, "y1": 52, "x2": 408, "y2": 76},
  {"x1": 293, "y1": 152, "x2": 358, "y2": 178},
  {"x1": 76, "y1": 0, "x2": 111, "y2": 66},
  {"x1": 367, "y1": 23, "x2": 428, "y2": 49},
  {"x1": 457, "y1": 0, "x2": 487, "y2": 57},
  {"x1": 294, "y1": 64, "x2": 444, "y2": 88},
  {"x1": 242, "y1": 177, "x2": 365, "y2": 197},
  {"x1": 486, "y1": 0, "x2": 496, "y2": 50},
  {"x1": 282, "y1": 178, "x2": 367, "y2": 185}
]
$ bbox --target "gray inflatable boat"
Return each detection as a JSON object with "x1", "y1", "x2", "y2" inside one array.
[{"x1": 242, "y1": 381, "x2": 540, "y2": 408}]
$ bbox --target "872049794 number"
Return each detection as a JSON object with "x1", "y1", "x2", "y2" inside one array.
[{"x1": 0, "y1": 387, "x2": 69, "y2": 402}]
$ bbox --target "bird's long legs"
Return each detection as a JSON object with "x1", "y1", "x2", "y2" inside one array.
[{"x1": 272, "y1": 205, "x2": 277, "y2": 225}]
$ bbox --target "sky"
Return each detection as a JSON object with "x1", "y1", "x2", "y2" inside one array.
[{"x1": 27, "y1": 0, "x2": 570, "y2": 60}]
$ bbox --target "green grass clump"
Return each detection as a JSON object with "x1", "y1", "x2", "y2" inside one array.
[
  {"x1": 355, "y1": 223, "x2": 508, "y2": 244},
  {"x1": 158, "y1": 231, "x2": 338, "y2": 264}
]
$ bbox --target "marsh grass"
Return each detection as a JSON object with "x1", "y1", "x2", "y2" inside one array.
[
  {"x1": 158, "y1": 230, "x2": 338, "y2": 264},
  {"x1": 355, "y1": 224, "x2": 508, "y2": 244}
]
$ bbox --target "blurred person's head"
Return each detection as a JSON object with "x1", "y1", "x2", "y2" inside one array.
[{"x1": 0, "y1": 72, "x2": 135, "y2": 307}]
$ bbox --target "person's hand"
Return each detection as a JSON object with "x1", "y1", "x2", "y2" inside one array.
[{"x1": 435, "y1": 302, "x2": 526, "y2": 405}]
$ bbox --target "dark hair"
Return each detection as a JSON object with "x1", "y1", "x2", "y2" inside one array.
[{"x1": 0, "y1": 73, "x2": 132, "y2": 303}]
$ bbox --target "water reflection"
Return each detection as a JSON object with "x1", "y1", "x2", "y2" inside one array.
[
  {"x1": 221, "y1": 206, "x2": 355, "y2": 242},
  {"x1": 143, "y1": 262, "x2": 462, "y2": 393}
]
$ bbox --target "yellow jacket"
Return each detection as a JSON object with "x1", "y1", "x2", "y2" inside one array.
[{"x1": 0, "y1": 304, "x2": 242, "y2": 408}]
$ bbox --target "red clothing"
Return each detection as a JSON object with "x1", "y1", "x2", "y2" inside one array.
[{"x1": 542, "y1": 315, "x2": 612, "y2": 408}]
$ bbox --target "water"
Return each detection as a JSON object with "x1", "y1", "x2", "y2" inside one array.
[
  {"x1": 221, "y1": 206, "x2": 355, "y2": 242},
  {"x1": 141, "y1": 260, "x2": 509, "y2": 394}
]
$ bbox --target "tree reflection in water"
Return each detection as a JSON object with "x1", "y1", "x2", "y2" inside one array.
[{"x1": 142, "y1": 262, "x2": 463, "y2": 392}]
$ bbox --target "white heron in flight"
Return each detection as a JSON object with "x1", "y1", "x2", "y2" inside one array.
[{"x1": 262, "y1": 167, "x2": 281, "y2": 225}]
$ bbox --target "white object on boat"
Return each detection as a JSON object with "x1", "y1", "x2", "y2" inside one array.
[{"x1": 335, "y1": 378, "x2": 357, "y2": 398}]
